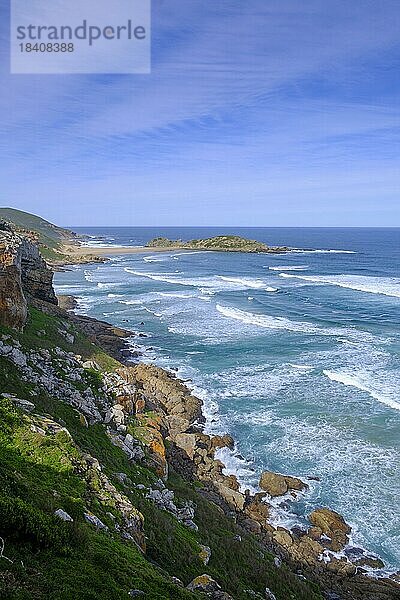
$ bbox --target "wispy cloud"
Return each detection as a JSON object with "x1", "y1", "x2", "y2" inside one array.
[{"x1": 0, "y1": 0, "x2": 399, "y2": 225}]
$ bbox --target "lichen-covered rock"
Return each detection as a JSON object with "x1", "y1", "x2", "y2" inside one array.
[
  {"x1": 132, "y1": 413, "x2": 167, "y2": 478},
  {"x1": 199, "y1": 544, "x2": 212, "y2": 565},
  {"x1": 187, "y1": 574, "x2": 221, "y2": 593}
]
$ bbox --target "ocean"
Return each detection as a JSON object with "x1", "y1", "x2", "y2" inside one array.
[{"x1": 54, "y1": 227, "x2": 400, "y2": 570}]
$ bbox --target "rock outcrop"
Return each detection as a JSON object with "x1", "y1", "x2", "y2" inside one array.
[
  {"x1": 0, "y1": 223, "x2": 56, "y2": 329},
  {"x1": 259, "y1": 471, "x2": 308, "y2": 497},
  {"x1": 309, "y1": 507, "x2": 351, "y2": 551},
  {"x1": 0, "y1": 224, "x2": 28, "y2": 329}
]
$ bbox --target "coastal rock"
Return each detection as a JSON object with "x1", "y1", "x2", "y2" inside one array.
[
  {"x1": 131, "y1": 363, "x2": 204, "y2": 435},
  {"x1": 211, "y1": 434, "x2": 235, "y2": 451},
  {"x1": 0, "y1": 228, "x2": 28, "y2": 329},
  {"x1": 132, "y1": 413, "x2": 167, "y2": 478},
  {"x1": 259, "y1": 471, "x2": 308, "y2": 497},
  {"x1": 244, "y1": 494, "x2": 271, "y2": 530},
  {"x1": 214, "y1": 481, "x2": 245, "y2": 511},
  {"x1": 353, "y1": 556, "x2": 385, "y2": 569},
  {"x1": 309, "y1": 508, "x2": 351, "y2": 551},
  {"x1": 0, "y1": 225, "x2": 57, "y2": 330}
]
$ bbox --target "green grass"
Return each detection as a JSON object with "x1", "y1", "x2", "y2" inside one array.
[
  {"x1": 0, "y1": 207, "x2": 78, "y2": 264},
  {"x1": 0, "y1": 306, "x2": 323, "y2": 600},
  {"x1": 0, "y1": 307, "x2": 120, "y2": 373},
  {"x1": 0, "y1": 397, "x2": 198, "y2": 600},
  {"x1": 0, "y1": 207, "x2": 73, "y2": 247}
]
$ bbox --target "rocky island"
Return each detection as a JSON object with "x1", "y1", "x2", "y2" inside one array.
[
  {"x1": 0, "y1": 211, "x2": 399, "y2": 600},
  {"x1": 146, "y1": 235, "x2": 290, "y2": 254}
]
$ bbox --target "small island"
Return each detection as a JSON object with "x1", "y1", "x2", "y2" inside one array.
[{"x1": 146, "y1": 235, "x2": 289, "y2": 254}]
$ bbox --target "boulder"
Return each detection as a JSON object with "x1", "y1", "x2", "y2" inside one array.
[
  {"x1": 175, "y1": 433, "x2": 197, "y2": 460},
  {"x1": 244, "y1": 495, "x2": 271, "y2": 529},
  {"x1": 214, "y1": 481, "x2": 245, "y2": 511},
  {"x1": 187, "y1": 574, "x2": 221, "y2": 593},
  {"x1": 353, "y1": 556, "x2": 385, "y2": 569},
  {"x1": 211, "y1": 434, "x2": 235, "y2": 451},
  {"x1": 259, "y1": 471, "x2": 307, "y2": 497},
  {"x1": 10, "y1": 397, "x2": 35, "y2": 412},
  {"x1": 54, "y1": 508, "x2": 73, "y2": 522},
  {"x1": 265, "y1": 588, "x2": 277, "y2": 600},
  {"x1": 84, "y1": 512, "x2": 108, "y2": 530},
  {"x1": 309, "y1": 508, "x2": 351, "y2": 551}
]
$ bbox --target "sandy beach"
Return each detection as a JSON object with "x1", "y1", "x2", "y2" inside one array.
[{"x1": 62, "y1": 244, "x2": 174, "y2": 257}]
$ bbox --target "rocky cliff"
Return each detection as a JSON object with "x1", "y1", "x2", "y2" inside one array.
[{"x1": 0, "y1": 222, "x2": 56, "y2": 330}]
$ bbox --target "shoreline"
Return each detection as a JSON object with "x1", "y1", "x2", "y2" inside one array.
[
  {"x1": 60, "y1": 243, "x2": 179, "y2": 257},
  {"x1": 59, "y1": 286, "x2": 400, "y2": 596}
]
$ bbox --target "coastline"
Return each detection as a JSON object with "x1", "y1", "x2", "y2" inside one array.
[
  {"x1": 1, "y1": 219, "x2": 399, "y2": 598},
  {"x1": 58, "y1": 284, "x2": 400, "y2": 599},
  {"x1": 60, "y1": 244, "x2": 179, "y2": 257}
]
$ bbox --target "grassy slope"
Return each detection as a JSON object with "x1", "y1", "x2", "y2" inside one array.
[
  {"x1": 0, "y1": 308, "x2": 322, "y2": 600},
  {"x1": 0, "y1": 207, "x2": 76, "y2": 262}
]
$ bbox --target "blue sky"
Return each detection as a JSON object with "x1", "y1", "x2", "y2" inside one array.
[{"x1": 0, "y1": 0, "x2": 399, "y2": 226}]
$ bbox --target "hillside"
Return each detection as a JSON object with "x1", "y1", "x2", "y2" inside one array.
[
  {"x1": 0, "y1": 208, "x2": 101, "y2": 265},
  {"x1": 146, "y1": 235, "x2": 288, "y2": 253}
]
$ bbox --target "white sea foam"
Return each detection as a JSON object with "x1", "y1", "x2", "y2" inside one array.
[
  {"x1": 287, "y1": 249, "x2": 356, "y2": 254},
  {"x1": 97, "y1": 282, "x2": 120, "y2": 289},
  {"x1": 125, "y1": 269, "x2": 276, "y2": 293},
  {"x1": 143, "y1": 255, "x2": 165, "y2": 263},
  {"x1": 172, "y1": 251, "x2": 211, "y2": 257},
  {"x1": 216, "y1": 447, "x2": 258, "y2": 494},
  {"x1": 289, "y1": 364, "x2": 314, "y2": 371},
  {"x1": 323, "y1": 370, "x2": 400, "y2": 411},
  {"x1": 216, "y1": 304, "x2": 328, "y2": 335},
  {"x1": 219, "y1": 276, "x2": 270, "y2": 289},
  {"x1": 279, "y1": 273, "x2": 400, "y2": 299},
  {"x1": 157, "y1": 291, "x2": 199, "y2": 299},
  {"x1": 119, "y1": 299, "x2": 146, "y2": 306},
  {"x1": 54, "y1": 284, "x2": 92, "y2": 294},
  {"x1": 203, "y1": 362, "x2": 312, "y2": 401},
  {"x1": 268, "y1": 265, "x2": 309, "y2": 271}
]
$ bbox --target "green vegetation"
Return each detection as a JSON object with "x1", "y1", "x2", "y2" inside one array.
[
  {"x1": 146, "y1": 235, "x2": 285, "y2": 253},
  {"x1": 0, "y1": 307, "x2": 322, "y2": 600},
  {"x1": 0, "y1": 207, "x2": 76, "y2": 262},
  {"x1": 0, "y1": 207, "x2": 74, "y2": 246},
  {"x1": 0, "y1": 306, "x2": 120, "y2": 372}
]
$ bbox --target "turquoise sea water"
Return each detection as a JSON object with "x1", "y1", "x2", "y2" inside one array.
[{"x1": 54, "y1": 227, "x2": 400, "y2": 569}]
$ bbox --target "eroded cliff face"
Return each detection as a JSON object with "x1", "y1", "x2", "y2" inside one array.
[{"x1": 0, "y1": 223, "x2": 56, "y2": 330}]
